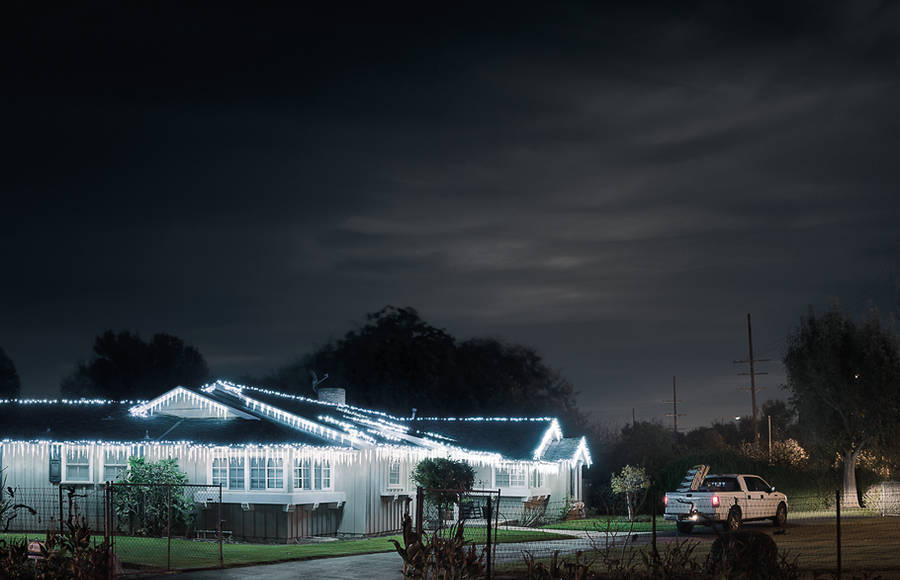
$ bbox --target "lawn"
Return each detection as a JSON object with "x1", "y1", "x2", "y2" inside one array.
[
  {"x1": 1, "y1": 527, "x2": 574, "y2": 570},
  {"x1": 542, "y1": 516, "x2": 676, "y2": 533}
]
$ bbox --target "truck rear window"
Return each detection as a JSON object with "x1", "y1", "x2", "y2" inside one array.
[{"x1": 703, "y1": 477, "x2": 739, "y2": 491}]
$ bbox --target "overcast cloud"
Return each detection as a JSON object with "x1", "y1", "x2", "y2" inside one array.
[{"x1": 2, "y1": 1, "x2": 899, "y2": 429}]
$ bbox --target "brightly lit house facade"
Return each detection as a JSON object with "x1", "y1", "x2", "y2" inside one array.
[{"x1": 0, "y1": 381, "x2": 591, "y2": 542}]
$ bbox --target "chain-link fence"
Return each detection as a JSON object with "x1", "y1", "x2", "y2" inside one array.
[
  {"x1": 108, "y1": 482, "x2": 224, "y2": 574},
  {"x1": 486, "y1": 485, "x2": 900, "y2": 577}
]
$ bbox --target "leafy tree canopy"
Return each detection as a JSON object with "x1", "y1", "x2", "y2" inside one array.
[
  {"x1": 0, "y1": 347, "x2": 21, "y2": 399},
  {"x1": 61, "y1": 330, "x2": 209, "y2": 399},
  {"x1": 411, "y1": 457, "x2": 476, "y2": 510},
  {"x1": 265, "y1": 306, "x2": 586, "y2": 428},
  {"x1": 784, "y1": 303, "x2": 900, "y2": 506},
  {"x1": 113, "y1": 457, "x2": 194, "y2": 536}
]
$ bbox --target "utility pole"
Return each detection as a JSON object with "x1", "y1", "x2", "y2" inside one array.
[
  {"x1": 734, "y1": 313, "x2": 770, "y2": 443},
  {"x1": 632, "y1": 407, "x2": 636, "y2": 427},
  {"x1": 663, "y1": 376, "x2": 685, "y2": 433}
]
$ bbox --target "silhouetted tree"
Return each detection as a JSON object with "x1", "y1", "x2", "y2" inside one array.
[
  {"x1": 61, "y1": 331, "x2": 210, "y2": 399},
  {"x1": 610, "y1": 421, "x2": 681, "y2": 477},
  {"x1": 267, "y1": 306, "x2": 586, "y2": 428},
  {"x1": 0, "y1": 347, "x2": 21, "y2": 399},
  {"x1": 784, "y1": 304, "x2": 900, "y2": 507}
]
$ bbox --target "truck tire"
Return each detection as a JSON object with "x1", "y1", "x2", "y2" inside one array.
[
  {"x1": 772, "y1": 502, "x2": 787, "y2": 527},
  {"x1": 676, "y1": 521, "x2": 694, "y2": 534},
  {"x1": 726, "y1": 506, "x2": 742, "y2": 531}
]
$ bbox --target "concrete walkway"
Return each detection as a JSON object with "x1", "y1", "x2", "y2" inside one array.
[{"x1": 141, "y1": 551, "x2": 404, "y2": 579}]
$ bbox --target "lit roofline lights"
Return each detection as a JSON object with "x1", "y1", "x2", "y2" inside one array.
[
  {"x1": 129, "y1": 387, "x2": 239, "y2": 419},
  {"x1": 532, "y1": 419, "x2": 563, "y2": 460}
]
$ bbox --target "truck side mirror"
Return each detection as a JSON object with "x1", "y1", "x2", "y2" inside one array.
[{"x1": 770, "y1": 486, "x2": 776, "y2": 493}]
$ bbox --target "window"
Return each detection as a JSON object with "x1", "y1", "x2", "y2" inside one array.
[
  {"x1": 229, "y1": 457, "x2": 245, "y2": 490},
  {"x1": 388, "y1": 461, "x2": 402, "y2": 488},
  {"x1": 529, "y1": 469, "x2": 543, "y2": 489},
  {"x1": 294, "y1": 458, "x2": 311, "y2": 490},
  {"x1": 267, "y1": 458, "x2": 284, "y2": 489},
  {"x1": 745, "y1": 477, "x2": 770, "y2": 492},
  {"x1": 212, "y1": 457, "x2": 228, "y2": 487},
  {"x1": 103, "y1": 449, "x2": 129, "y2": 482},
  {"x1": 294, "y1": 458, "x2": 332, "y2": 490},
  {"x1": 250, "y1": 457, "x2": 266, "y2": 490},
  {"x1": 316, "y1": 459, "x2": 331, "y2": 489},
  {"x1": 705, "y1": 477, "x2": 739, "y2": 492},
  {"x1": 495, "y1": 465, "x2": 526, "y2": 488},
  {"x1": 65, "y1": 447, "x2": 91, "y2": 482}
]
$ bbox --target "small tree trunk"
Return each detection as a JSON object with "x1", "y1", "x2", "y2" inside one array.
[
  {"x1": 841, "y1": 449, "x2": 861, "y2": 508},
  {"x1": 626, "y1": 491, "x2": 634, "y2": 521}
]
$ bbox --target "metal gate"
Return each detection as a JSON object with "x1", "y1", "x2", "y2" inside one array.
[{"x1": 414, "y1": 486, "x2": 501, "y2": 578}]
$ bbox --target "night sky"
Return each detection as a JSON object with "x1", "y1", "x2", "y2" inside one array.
[{"x1": 3, "y1": 2, "x2": 899, "y2": 430}]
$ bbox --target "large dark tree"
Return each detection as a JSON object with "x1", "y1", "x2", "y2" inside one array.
[
  {"x1": 61, "y1": 331, "x2": 210, "y2": 400},
  {"x1": 0, "y1": 347, "x2": 21, "y2": 399},
  {"x1": 266, "y1": 306, "x2": 585, "y2": 427},
  {"x1": 784, "y1": 305, "x2": 900, "y2": 507}
]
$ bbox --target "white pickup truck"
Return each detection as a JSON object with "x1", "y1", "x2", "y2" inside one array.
[{"x1": 663, "y1": 465, "x2": 788, "y2": 534}]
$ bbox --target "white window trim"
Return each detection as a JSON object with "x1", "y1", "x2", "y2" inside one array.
[
  {"x1": 494, "y1": 464, "x2": 526, "y2": 488},
  {"x1": 387, "y1": 460, "x2": 403, "y2": 489},
  {"x1": 211, "y1": 456, "x2": 229, "y2": 487},
  {"x1": 62, "y1": 445, "x2": 94, "y2": 484},
  {"x1": 228, "y1": 456, "x2": 246, "y2": 491},
  {"x1": 103, "y1": 448, "x2": 129, "y2": 482},
  {"x1": 293, "y1": 457, "x2": 333, "y2": 491}
]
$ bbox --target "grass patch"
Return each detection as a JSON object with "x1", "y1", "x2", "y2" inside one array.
[
  {"x1": 542, "y1": 516, "x2": 676, "y2": 533},
  {"x1": 2, "y1": 527, "x2": 573, "y2": 570}
]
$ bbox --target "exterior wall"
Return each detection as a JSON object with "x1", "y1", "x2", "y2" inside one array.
[
  {"x1": 197, "y1": 503, "x2": 343, "y2": 542},
  {"x1": 1, "y1": 440, "x2": 584, "y2": 538}
]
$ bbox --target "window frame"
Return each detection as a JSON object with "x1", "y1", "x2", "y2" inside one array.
[
  {"x1": 103, "y1": 448, "x2": 129, "y2": 482},
  {"x1": 495, "y1": 465, "x2": 526, "y2": 488},
  {"x1": 63, "y1": 446, "x2": 93, "y2": 483},
  {"x1": 388, "y1": 460, "x2": 402, "y2": 488},
  {"x1": 228, "y1": 456, "x2": 245, "y2": 490},
  {"x1": 293, "y1": 457, "x2": 333, "y2": 491}
]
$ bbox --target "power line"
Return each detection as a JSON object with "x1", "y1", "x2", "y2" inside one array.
[{"x1": 733, "y1": 313, "x2": 771, "y2": 442}]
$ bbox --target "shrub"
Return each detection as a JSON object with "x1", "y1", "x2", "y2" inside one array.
[
  {"x1": 389, "y1": 514, "x2": 484, "y2": 579},
  {"x1": 411, "y1": 458, "x2": 475, "y2": 514},
  {"x1": 113, "y1": 457, "x2": 195, "y2": 536},
  {"x1": 0, "y1": 517, "x2": 110, "y2": 580}
]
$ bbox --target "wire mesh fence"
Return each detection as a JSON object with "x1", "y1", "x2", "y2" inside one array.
[
  {"x1": 6, "y1": 481, "x2": 900, "y2": 577},
  {"x1": 487, "y1": 485, "x2": 900, "y2": 577},
  {"x1": 108, "y1": 483, "x2": 224, "y2": 574}
]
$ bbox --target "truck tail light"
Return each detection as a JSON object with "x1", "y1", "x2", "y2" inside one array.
[
  {"x1": 664, "y1": 495, "x2": 668, "y2": 506},
  {"x1": 711, "y1": 495, "x2": 720, "y2": 507}
]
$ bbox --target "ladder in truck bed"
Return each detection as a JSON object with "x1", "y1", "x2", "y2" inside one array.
[{"x1": 676, "y1": 464, "x2": 710, "y2": 492}]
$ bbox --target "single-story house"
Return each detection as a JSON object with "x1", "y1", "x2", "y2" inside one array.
[{"x1": 0, "y1": 380, "x2": 591, "y2": 541}]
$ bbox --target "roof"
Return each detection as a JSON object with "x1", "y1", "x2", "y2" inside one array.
[
  {"x1": 0, "y1": 399, "x2": 336, "y2": 447},
  {"x1": 0, "y1": 380, "x2": 591, "y2": 464}
]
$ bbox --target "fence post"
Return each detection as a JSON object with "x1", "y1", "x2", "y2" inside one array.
[
  {"x1": 651, "y1": 486, "x2": 658, "y2": 566},
  {"x1": 415, "y1": 486, "x2": 424, "y2": 536},
  {"x1": 106, "y1": 482, "x2": 112, "y2": 580},
  {"x1": 485, "y1": 497, "x2": 492, "y2": 580},
  {"x1": 58, "y1": 484, "x2": 64, "y2": 534},
  {"x1": 835, "y1": 488, "x2": 842, "y2": 579},
  {"x1": 167, "y1": 485, "x2": 172, "y2": 571},
  {"x1": 218, "y1": 484, "x2": 224, "y2": 568}
]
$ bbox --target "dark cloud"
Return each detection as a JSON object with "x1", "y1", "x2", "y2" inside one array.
[{"x1": 2, "y1": 1, "x2": 899, "y2": 429}]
